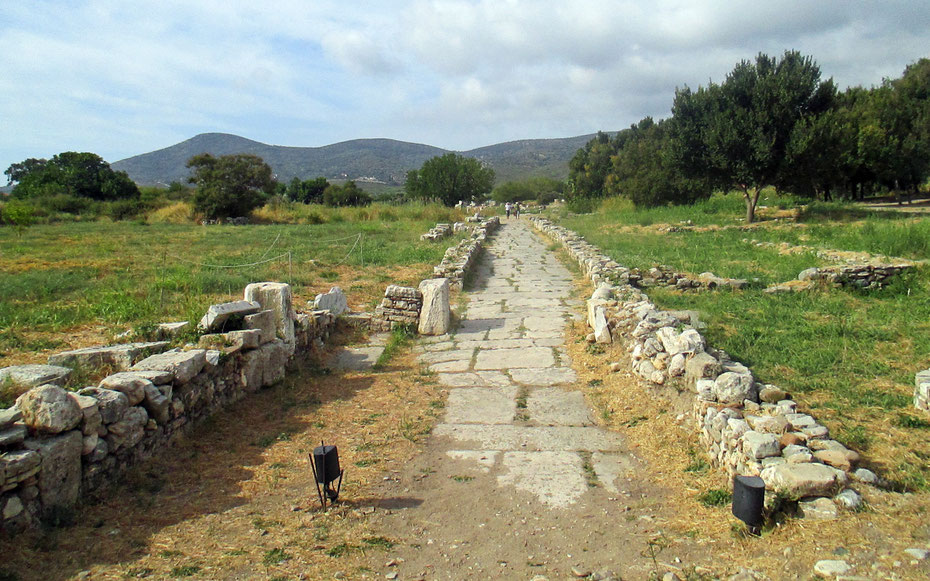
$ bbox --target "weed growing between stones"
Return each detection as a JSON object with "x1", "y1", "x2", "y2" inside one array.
[
  {"x1": 696, "y1": 489, "x2": 732, "y2": 508},
  {"x1": 374, "y1": 324, "x2": 416, "y2": 369}
]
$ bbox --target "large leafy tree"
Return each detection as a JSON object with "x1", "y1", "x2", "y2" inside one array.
[
  {"x1": 405, "y1": 153, "x2": 495, "y2": 207},
  {"x1": 567, "y1": 131, "x2": 614, "y2": 199},
  {"x1": 286, "y1": 176, "x2": 330, "y2": 204},
  {"x1": 187, "y1": 153, "x2": 276, "y2": 219},
  {"x1": 6, "y1": 152, "x2": 139, "y2": 201},
  {"x1": 606, "y1": 117, "x2": 713, "y2": 207},
  {"x1": 670, "y1": 51, "x2": 835, "y2": 222}
]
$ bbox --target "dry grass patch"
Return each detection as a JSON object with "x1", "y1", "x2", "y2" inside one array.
[{"x1": 0, "y1": 345, "x2": 445, "y2": 581}]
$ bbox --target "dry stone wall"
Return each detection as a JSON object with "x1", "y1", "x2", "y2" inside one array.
[
  {"x1": 0, "y1": 282, "x2": 336, "y2": 533},
  {"x1": 371, "y1": 216, "x2": 500, "y2": 332},
  {"x1": 531, "y1": 217, "x2": 872, "y2": 515}
]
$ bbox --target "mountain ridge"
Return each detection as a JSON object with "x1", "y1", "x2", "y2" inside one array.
[{"x1": 112, "y1": 132, "x2": 602, "y2": 187}]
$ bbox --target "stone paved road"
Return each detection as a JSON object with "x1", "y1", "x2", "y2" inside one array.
[
  {"x1": 362, "y1": 221, "x2": 696, "y2": 580},
  {"x1": 423, "y1": 221, "x2": 631, "y2": 508}
]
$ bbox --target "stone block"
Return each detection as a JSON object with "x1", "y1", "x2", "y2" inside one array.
[
  {"x1": 105, "y1": 407, "x2": 148, "y2": 452},
  {"x1": 591, "y1": 306, "x2": 611, "y2": 344},
  {"x1": 0, "y1": 408, "x2": 23, "y2": 430},
  {"x1": 23, "y1": 430, "x2": 82, "y2": 509},
  {"x1": 418, "y1": 278, "x2": 450, "y2": 336},
  {"x1": 312, "y1": 286, "x2": 349, "y2": 315},
  {"x1": 16, "y1": 385, "x2": 82, "y2": 435},
  {"x1": 0, "y1": 425, "x2": 26, "y2": 448},
  {"x1": 141, "y1": 383, "x2": 171, "y2": 425},
  {"x1": 685, "y1": 352, "x2": 721, "y2": 384},
  {"x1": 98, "y1": 372, "x2": 152, "y2": 406},
  {"x1": 261, "y1": 340, "x2": 289, "y2": 387},
  {"x1": 48, "y1": 341, "x2": 169, "y2": 371},
  {"x1": 742, "y1": 431, "x2": 781, "y2": 459},
  {"x1": 132, "y1": 350, "x2": 207, "y2": 385},
  {"x1": 760, "y1": 462, "x2": 845, "y2": 499},
  {"x1": 197, "y1": 300, "x2": 261, "y2": 333},
  {"x1": 77, "y1": 387, "x2": 129, "y2": 425},
  {"x1": 713, "y1": 372, "x2": 757, "y2": 404},
  {"x1": 799, "y1": 496, "x2": 838, "y2": 520},
  {"x1": 245, "y1": 282, "x2": 296, "y2": 354},
  {"x1": 240, "y1": 348, "x2": 264, "y2": 393},
  {"x1": 198, "y1": 329, "x2": 261, "y2": 352},
  {"x1": 243, "y1": 310, "x2": 276, "y2": 344},
  {"x1": 155, "y1": 321, "x2": 189, "y2": 339},
  {"x1": 68, "y1": 393, "x2": 102, "y2": 436},
  {"x1": 0, "y1": 365, "x2": 71, "y2": 388}
]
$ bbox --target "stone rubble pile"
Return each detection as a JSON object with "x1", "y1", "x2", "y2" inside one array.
[
  {"x1": 765, "y1": 263, "x2": 914, "y2": 294},
  {"x1": 628, "y1": 265, "x2": 749, "y2": 290},
  {"x1": 420, "y1": 223, "x2": 453, "y2": 241},
  {"x1": 0, "y1": 282, "x2": 336, "y2": 533},
  {"x1": 746, "y1": 237, "x2": 916, "y2": 265},
  {"x1": 431, "y1": 216, "x2": 500, "y2": 290},
  {"x1": 531, "y1": 217, "x2": 870, "y2": 516},
  {"x1": 372, "y1": 285, "x2": 423, "y2": 332}
]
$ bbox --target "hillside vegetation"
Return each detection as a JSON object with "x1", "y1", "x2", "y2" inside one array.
[{"x1": 111, "y1": 132, "x2": 599, "y2": 187}]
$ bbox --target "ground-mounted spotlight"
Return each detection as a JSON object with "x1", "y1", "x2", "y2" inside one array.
[
  {"x1": 310, "y1": 441, "x2": 344, "y2": 509},
  {"x1": 732, "y1": 475, "x2": 765, "y2": 534}
]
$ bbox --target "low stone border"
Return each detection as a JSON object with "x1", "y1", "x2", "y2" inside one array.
[
  {"x1": 0, "y1": 283, "x2": 336, "y2": 532},
  {"x1": 371, "y1": 216, "x2": 501, "y2": 332},
  {"x1": 531, "y1": 217, "x2": 873, "y2": 518}
]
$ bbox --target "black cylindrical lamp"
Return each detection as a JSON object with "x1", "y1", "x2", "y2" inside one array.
[
  {"x1": 732, "y1": 475, "x2": 765, "y2": 533},
  {"x1": 310, "y1": 442, "x2": 344, "y2": 508}
]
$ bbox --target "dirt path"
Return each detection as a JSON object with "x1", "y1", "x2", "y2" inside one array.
[{"x1": 358, "y1": 221, "x2": 711, "y2": 580}]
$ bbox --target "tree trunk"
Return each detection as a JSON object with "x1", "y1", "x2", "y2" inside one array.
[{"x1": 742, "y1": 186, "x2": 759, "y2": 224}]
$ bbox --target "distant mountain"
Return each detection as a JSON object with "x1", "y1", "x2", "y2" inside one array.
[{"x1": 112, "y1": 132, "x2": 601, "y2": 188}]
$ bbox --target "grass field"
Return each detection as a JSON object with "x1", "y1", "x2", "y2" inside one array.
[
  {"x1": 555, "y1": 193, "x2": 930, "y2": 491},
  {"x1": 0, "y1": 202, "x2": 466, "y2": 374}
]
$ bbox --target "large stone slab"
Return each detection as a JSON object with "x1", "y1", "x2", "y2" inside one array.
[
  {"x1": 434, "y1": 424, "x2": 624, "y2": 452},
  {"x1": 132, "y1": 350, "x2": 207, "y2": 385},
  {"x1": 526, "y1": 388, "x2": 592, "y2": 426},
  {"x1": 48, "y1": 342, "x2": 169, "y2": 371},
  {"x1": 498, "y1": 451, "x2": 587, "y2": 508},
  {"x1": 474, "y1": 347, "x2": 555, "y2": 370},
  {"x1": 510, "y1": 367, "x2": 577, "y2": 386},
  {"x1": 197, "y1": 300, "x2": 261, "y2": 333},
  {"x1": 445, "y1": 387, "x2": 517, "y2": 424},
  {"x1": 760, "y1": 462, "x2": 846, "y2": 499},
  {"x1": 418, "y1": 278, "x2": 451, "y2": 336},
  {"x1": 0, "y1": 364, "x2": 71, "y2": 388}
]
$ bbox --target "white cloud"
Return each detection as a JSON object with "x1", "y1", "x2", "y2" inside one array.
[{"x1": 1, "y1": 0, "x2": 928, "y2": 169}]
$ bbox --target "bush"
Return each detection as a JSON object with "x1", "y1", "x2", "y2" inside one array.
[
  {"x1": 322, "y1": 181, "x2": 372, "y2": 207},
  {"x1": 105, "y1": 198, "x2": 143, "y2": 221},
  {"x1": 43, "y1": 194, "x2": 93, "y2": 214}
]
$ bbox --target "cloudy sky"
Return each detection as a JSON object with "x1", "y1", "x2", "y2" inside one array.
[{"x1": 1, "y1": 1, "x2": 929, "y2": 174}]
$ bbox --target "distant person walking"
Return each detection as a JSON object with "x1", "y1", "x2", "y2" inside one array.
[
  {"x1": 514, "y1": 202, "x2": 520, "y2": 218},
  {"x1": 505, "y1": 202, "x2": 513, "y2": 218}
]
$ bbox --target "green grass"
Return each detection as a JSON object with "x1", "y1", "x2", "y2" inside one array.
[
  {"x1": 373, "y1": 324, "x2": 416, "y2": 369},
  {"x1": 697, "y1": 489, "x2": 732, "y2": 507},
  {"x1": 0, "y1": 202, "x2": 467, "y2": 367},
  {"x1": 560, "y1": 195, "x2": 930, "y2": 489},
  {"x1": 262, "y1": 548, "x2": 291, "y2": 566}
]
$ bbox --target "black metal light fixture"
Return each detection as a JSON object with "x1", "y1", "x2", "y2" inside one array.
[
  {"x1": 310, "y1": 441, "x2": 344, "y2": 509},
  {"x1": 731, "y1": 475, "x2": 765, "y2": 534}
]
